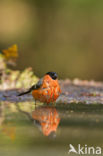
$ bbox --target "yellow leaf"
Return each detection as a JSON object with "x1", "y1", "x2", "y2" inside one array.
[{"x1": 2, "y1": 44, "x2": 18, "y2": 60}]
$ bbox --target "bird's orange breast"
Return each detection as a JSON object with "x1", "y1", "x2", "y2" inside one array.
[{"x1": 32, "y1": 75, "x2": 61, "y2": 103}]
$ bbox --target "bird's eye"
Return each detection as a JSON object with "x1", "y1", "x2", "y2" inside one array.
[{"x1": 46, "y1": 72, "x2": 58, "y2": 80}]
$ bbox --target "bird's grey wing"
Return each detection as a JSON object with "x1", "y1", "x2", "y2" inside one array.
[
  {"x1": 18, "y1": 78, "x2": 43, "y2": 96},
  {"x1": 30, "y1": 78, "x2": 43, "y2": 90}
]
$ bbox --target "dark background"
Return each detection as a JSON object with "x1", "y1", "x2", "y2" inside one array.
[{"x1": 0, "y1": 0, "x2": 103, "y2": 80}]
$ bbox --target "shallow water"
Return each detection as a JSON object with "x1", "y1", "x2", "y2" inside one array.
[{"x1": 0, "y1": 102, "x2": 103, "y2": 156}]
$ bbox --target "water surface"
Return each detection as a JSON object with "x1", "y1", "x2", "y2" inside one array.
[{"x1": 0, "y1": 102, "x2": 103, "y2": 156}]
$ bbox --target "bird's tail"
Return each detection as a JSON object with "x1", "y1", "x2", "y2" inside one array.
[
  {"x1": 18, "y1": 83, "x2": 40, "y2": 96},
  {"x1": 18, "y1": 90, "x2": 31, "y2": 96},
  {"x1": 18, "y1": 86, "x2": 34, "y2": 96}
]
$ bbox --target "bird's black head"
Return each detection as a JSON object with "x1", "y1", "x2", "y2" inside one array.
[{"x1": 46, "y1": 72, "x2": 58, "y2": 80}]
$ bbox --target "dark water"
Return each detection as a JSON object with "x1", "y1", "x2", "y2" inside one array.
[{"x1": 0, "y1": 102, "x2": 103, "y2": 156}]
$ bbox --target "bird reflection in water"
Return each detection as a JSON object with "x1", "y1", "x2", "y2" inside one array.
[{"x1": 32, "y1": 106, "x2": 60, "y2": 137}]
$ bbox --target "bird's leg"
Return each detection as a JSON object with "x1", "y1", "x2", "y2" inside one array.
[
  {"x1": 44, "y1": 102, "x2": 47, "y2": 106},
  {"x1": 35, "y1": 100, "x2": 37, "y2": 108},
  {"x1": 53, "y1": 102, "x2": 56, "y2": 107}
]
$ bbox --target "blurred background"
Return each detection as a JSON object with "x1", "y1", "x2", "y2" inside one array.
[{"x1": 0, "y1": 0, "x2": 103, "y2": 80}]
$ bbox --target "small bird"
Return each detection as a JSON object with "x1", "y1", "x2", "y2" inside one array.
[{"x1": 18, "y1": 72, "x2": 61, "y2": 104}]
